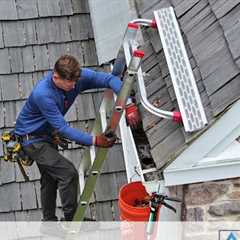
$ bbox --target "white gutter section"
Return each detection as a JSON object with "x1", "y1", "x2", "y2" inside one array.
[
  {"x1": 118, "y1": 104, "x2": 143, "y2": 182},
  {"x1": 164, "y1": 99, "x2": 240, "y2": 186}
]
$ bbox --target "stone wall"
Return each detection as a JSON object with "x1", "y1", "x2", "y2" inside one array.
[{"x1": 183, "y1": 178, "x2": 240, "y2": 221}]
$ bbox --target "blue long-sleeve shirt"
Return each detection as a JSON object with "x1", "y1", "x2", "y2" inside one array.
[{"x1": 15, "y1": 68, "x2": 122, "y2": 145}]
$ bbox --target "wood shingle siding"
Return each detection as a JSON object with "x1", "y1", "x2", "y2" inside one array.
[{"x1": 0, "y1": 0, "x2": 127, "y2": 221}]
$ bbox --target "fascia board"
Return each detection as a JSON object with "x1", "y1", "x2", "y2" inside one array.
[
  {"x1": 167, "y1": 100, "x2": 240, "y2": 170},
  {"x1": 164, "y1": 100, "x2": 240, "y2": 186},
  {"x1": 164, "y1": 160, "x2": 240, "y2": 186}
]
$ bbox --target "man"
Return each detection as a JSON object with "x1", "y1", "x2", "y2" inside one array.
[{"x1": 15, "y1": 55, "x2": 140, "y2": 221}]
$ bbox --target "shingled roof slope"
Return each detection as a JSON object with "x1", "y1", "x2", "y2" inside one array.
[{"x1": 134, "y1": 0, "x2": 240, "y2": 170}]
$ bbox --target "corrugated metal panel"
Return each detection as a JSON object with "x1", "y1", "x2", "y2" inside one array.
[{"x1": 88, "y1": 0, "x2": 131, "y2": 64}]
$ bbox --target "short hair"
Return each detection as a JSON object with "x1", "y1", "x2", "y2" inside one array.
[{"x1": 54, "y1": 55, "x2": 81, "y2": 81}]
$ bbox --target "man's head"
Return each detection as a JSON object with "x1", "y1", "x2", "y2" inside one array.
[{"x1": 53, "y1": 55, "x2": 81, "y2": 91}]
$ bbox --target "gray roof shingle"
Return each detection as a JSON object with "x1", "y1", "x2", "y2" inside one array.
[
  {"x1": 23, "y1": 20, "x2": 37, "y2": 45},
  {"x1": 16, "y1": 0, "x2": 38, "y2": 19},
  {"x1": 0, "y1": 183, "x2": 21, "y2": 212},
  {"x1": 2, "y1": 21, "x2": 25, "y2": 47},
  {"x1": 72, "y1": 0, "x2": 90, "y2": 13},
  {"x1": 0, "y1": 49, "x2": 11, "y2": 74},
  {"x1": 20, "y1": 182, "x2": 37, "y2": 210},
  {"x1": 0, "y1": 75, "x2": 19, "y2": 101},
  {"x1": 15, "y1": 209, "x2": 42, "y2": 221},
  {"x1": 102, "y1": 144, "x2": 126, "y2": 174},
  {"x1": 59, "y1": 0, "x2": 74, "y2": 15},
  {"x1": 95, "y1": 201, "x2": 113, "y2": 221},
  {"x1": 0, "y1": 0, "x2": 17, "y2": 20},
  {"x1": 81, "y1": 40, "x2": 98, "y2": 66},
  {"x1": 95, "y1": 171, "x2": 127, "y2": 202},
  {"x1": 18, "y1": 73, "x2": 34, "y2": 99},
  {"x1": 4, "y1": 102, "x2": 18, "y2": 127},
  {"x1": 0, "y1": 23, "x2": 4, "y2": 49},
  {"x1": 52, "y1": 17, "x2": 71, "y2": 42},
  {"x1": 37, "y1": 0, "x2": 61, "y2": 17},
  {"x1": 9, "y1": 48, "x2": 24, "y2": 73},
  {"x1": 70, "y1": 15, "x2": 93, "y2": 41},
  {"x1": 22, "y1": 46, "x2": 35, "y2": 72},
  {"x1": 208, "y1": 0, "x2": 240, "y2": 19},
  {"x1": 76, "y1": 94, "x2": 96, "y2": 120},
  {"x1": 33, "y1": 45, "x2": 50, "y2": 71},
  {"x1": 0, "y1": 161, "x2": 16, "y2": 185}
]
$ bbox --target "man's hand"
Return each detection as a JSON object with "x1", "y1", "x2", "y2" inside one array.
[
  {"x1": 125, "y1": 103, "x2": 141, "y2": 129},
  {"x1": 94, "y1": 132, "x2": 117, "y2": 148}
]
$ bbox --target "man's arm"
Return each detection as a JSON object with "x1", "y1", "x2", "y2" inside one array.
[
  {"x1": 78, "y1": 68, "x2": 122, "y2": 94},
  {"x1": 79, "y1": 68, "x2": 141, "y2": 129},
  {"x1": 34, "y1": 92, "x2": 93, "y2": 145},
  {"x1": 34, "y1": 92, "x2": 117, "y2": 147}
]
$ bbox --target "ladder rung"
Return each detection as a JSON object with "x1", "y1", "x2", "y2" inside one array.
[{"x1": 154, "y1": 7, "x2": 208, "y2": 132}]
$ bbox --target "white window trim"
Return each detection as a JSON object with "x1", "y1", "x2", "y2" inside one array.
[{"x1": 164, "y1": 99, "x2": 240, "y2": 186}]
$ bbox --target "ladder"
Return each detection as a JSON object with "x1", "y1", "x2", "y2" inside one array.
[
  {"x1": 73, "y1": 41, "x2": 145, "y2": 221},
  {"x1": 73, "y1": 6, "x2": 208, "y2": 222}
]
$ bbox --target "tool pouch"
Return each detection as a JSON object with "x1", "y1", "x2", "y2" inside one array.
[
  {"x1": 51, "y1": 132, "x2": 70, "y2": 150},
  {"x1": 1, "y1": 131, "x2": 34, "y2": 166}
]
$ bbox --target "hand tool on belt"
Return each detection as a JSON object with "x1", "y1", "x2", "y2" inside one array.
[{"x1": 1, "y1": 131, "x2": 32, "y2": 181}]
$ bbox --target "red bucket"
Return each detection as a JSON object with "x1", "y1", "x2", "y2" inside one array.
[
  {"x1": 119, "y1": 181, "x2": 151, "y2": 221},
  {"x1": 118, "y1": 181, "x2": 160, "y2": 240}
]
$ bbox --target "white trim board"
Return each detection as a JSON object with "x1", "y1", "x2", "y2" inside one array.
[{"x1": 164, "y1": 99, "x2": 240, "y2": 186}]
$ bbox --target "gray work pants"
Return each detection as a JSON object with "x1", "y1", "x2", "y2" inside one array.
[{"x1": 23, "y1": 142, "x2": 79, "y2": 221}]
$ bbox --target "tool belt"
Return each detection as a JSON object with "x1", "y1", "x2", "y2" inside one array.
[
  {"x1": 19, "y1": 131, "x2": 70, "y2": 150},
  {"x1": 1, "y1": 130, "x2": 71, "y2": 182}
]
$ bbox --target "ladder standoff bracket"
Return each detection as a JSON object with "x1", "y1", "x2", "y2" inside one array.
[
  {"x1": 172, "y1": 111, "x2": 182, "y2": 123},
  {"x1": 150, "y1": 19, "x2": 157, "y2": 28},
  {"x1": 128, "y1": 22, "x2": 139, "y2": 29},
  {"x1": 128, "y1": 50, "x2": 145, "y2": 73}
]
